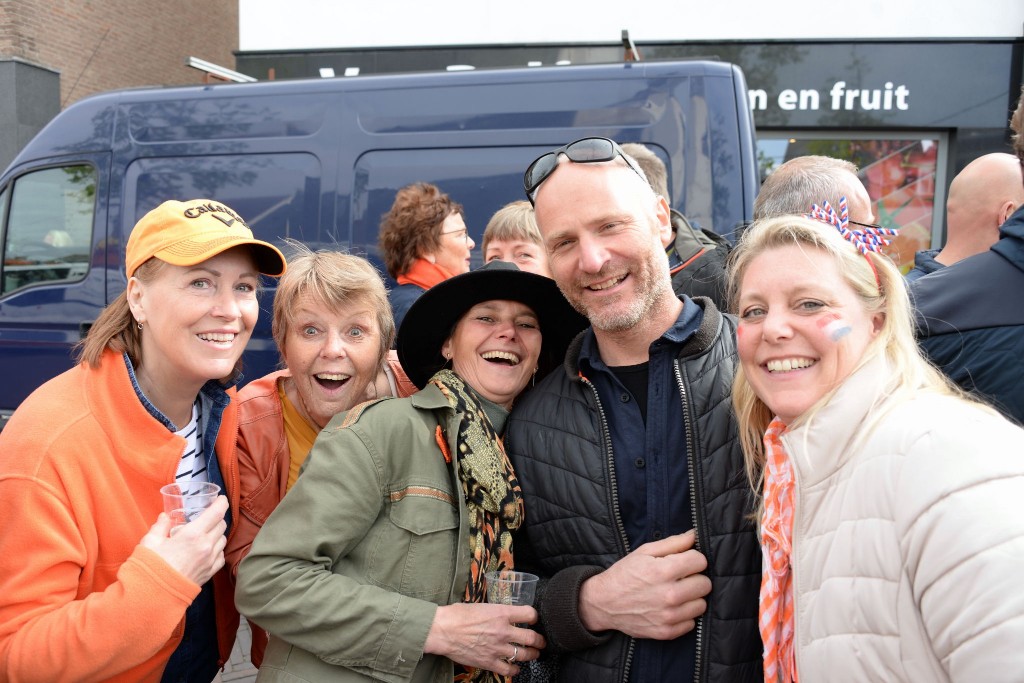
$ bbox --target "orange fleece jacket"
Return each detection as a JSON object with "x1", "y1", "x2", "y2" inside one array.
[{"x1": 0, "y1": 349, "x2": 241, "y2": 682}]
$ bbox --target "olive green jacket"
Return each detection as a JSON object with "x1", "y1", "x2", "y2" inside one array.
[{"x1": 235, "y1": 385, "x2": 471, "y2": 682}]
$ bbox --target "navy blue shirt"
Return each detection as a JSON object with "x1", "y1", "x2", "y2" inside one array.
[{"x1": 578, "y1": 297, "x2": 703, "y2": 683}]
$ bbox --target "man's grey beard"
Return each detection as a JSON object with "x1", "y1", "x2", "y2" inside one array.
[{"x1": 560, "y1": 253, "x2": 673, "y2": 333}]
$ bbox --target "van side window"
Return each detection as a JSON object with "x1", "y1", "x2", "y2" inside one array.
[
  {"x1": 1, "y1": 165, "x2": 96, "y2": 296},
  {"x1": 127, "y1": 153, "x2": 319, "y2": 254}
]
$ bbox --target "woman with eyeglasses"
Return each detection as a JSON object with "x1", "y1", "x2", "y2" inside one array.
[{"x1": 379, "y1": 182, "x2": 475, "y2": 332}]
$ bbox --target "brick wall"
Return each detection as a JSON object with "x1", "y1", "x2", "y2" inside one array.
[{"x1": 0, "y1": 0, "x2": 239, "y2": 106}]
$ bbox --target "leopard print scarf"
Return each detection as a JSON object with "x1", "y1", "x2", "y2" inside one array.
[{"x1": 431, "y1": 370, "x2": 525, "y2": 683}]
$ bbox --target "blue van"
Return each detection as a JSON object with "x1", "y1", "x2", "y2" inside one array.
[{"x1": 0, "y1": 59, "x2": 757, "y2": 425}]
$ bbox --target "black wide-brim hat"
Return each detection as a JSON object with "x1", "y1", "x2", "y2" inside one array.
[{"x1": 397, "y1": 260, "x2": 588, "y2": 389}]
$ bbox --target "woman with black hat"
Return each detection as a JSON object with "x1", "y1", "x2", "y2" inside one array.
[{"x1": 236, "y1": 261, "x2": 586, "y2": 683}]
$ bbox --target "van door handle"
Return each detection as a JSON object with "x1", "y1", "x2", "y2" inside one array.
[{"x1": 79, "y1": 321, "x2": 93, "y2": 339}]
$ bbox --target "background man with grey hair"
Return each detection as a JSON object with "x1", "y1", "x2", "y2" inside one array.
[
  {"x1": 753, "y1": 154, "x2": 876, "y2": 224},
  {"x1": 905, "y1": 152, "x2": 1024, "y2": 281}
]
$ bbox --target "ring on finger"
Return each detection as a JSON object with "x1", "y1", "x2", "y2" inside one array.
[{"x1": 505, "y1": 644, "x2": 519, "y2": 663}]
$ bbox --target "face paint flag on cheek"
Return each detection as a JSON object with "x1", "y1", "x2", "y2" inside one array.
[{"x1": 817, "y1": 313, "x2": 852, "y2": 341}]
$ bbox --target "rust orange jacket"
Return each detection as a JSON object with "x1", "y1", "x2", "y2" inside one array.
[{"x1": 0, "y1": 349, "x2": 241, "y2": 682}]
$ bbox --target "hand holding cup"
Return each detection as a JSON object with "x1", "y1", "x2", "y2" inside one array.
[
  {"x1": 141, "y1": 484, "x2": 228, "y2": 585},
  {"x1": 485, "y1": 570, "x2": 539, "y2": 607},
  {"x1": 160, "y1": 482, "x2": 221, "y2": 531}
]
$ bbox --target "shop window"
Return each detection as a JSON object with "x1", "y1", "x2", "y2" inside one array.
[
  {"x1": 1, "y1": 165, "x2": 96, "y2": 296},
  {"x1": 758, "y1": 134, "x2": 946, "y2": 273}
]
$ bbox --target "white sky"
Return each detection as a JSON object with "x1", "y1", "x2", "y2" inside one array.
[{"x1": 240, "y1": 0, "x2": 1024, "y2": 51}]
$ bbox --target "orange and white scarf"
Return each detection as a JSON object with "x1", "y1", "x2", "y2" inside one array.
[{"x1": 760, "y1": 418, "x2": 799, "y2": 683}]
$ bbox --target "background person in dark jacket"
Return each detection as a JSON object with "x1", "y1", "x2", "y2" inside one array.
[
  {"x1": 904, "y1": 152, "x2": 1024, "y2": 282},
  {"x1": 620, "y1": 143, "x2": 731, "y2": 311},
  {"x1": 911, "y1": 88, "x2": 1024, "y2": 425},
  {"x1": 506, "y1": 137, "x2": 761, "y2": 683}
]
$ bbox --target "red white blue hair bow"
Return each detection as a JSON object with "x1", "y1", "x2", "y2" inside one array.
[{"x1": 806, "y1": 197, "x2": 899, "y2": 255}]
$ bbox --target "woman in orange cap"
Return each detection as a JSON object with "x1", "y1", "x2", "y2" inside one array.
[{"x1": 0, "y1": 199, "x2": 285, "y2": 682}]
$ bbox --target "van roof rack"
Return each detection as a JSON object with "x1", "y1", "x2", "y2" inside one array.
[
  {"x1": 185, "y1": 56, "x2": 257, "y2": 83},
  {"x1": 622, "y1": 30, "x2": 641, "y2": 62}
]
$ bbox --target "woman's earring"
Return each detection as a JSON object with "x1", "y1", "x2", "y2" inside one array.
[
  {"x1": 137, "y1": 321, "x2": 143, "y2": 330},
  {"x1": 531, "y1": 366, "x2": 538, "y2": 388}
]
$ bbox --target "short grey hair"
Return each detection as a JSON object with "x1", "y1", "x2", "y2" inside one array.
[{"x1": 754, "y1": 155, "x2": 860, "y2": 220}]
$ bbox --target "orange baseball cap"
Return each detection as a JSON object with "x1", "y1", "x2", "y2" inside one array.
[{"x1": 125, "y1": 199, "x2": 286, "y2": 278}]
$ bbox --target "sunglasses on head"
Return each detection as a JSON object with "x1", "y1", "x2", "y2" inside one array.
[{"x1": 523, "y1": 137, "x2": 647, "y2": 205}]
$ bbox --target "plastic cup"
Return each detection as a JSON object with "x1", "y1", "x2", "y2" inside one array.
[
  {"x1": 485, "y1": 570, "x2": 539, "y2": 607},
  {"x1": 160, "y1": 482, "x2": 221, "y2": 530}
]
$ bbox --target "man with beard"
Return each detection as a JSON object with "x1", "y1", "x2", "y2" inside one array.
[{"x1": 505, "y1": 137, "x2": 761, "y2": 683}]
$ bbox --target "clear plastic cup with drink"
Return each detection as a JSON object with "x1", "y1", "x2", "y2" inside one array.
[{"x1": 160, "y1": 482, "x2": 221, "y2": 532}]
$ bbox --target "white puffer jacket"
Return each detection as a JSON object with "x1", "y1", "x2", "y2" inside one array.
[{"x1": 780, "y1": 354, "x2": 1024, "y2": 682}]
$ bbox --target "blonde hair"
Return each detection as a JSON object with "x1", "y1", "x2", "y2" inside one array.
[
  {"x1": 76, "y1": 258, "x2": 166, "y2": 368},
  {"x1": 727, "y1": 215, "x2": 970, "y2": 498},
  {"x1": 481, "y1": 200, "x2": 542, "y2": 254},
  {"x1": 272, "y1": 243, "x2": 394, "y2": 371}
]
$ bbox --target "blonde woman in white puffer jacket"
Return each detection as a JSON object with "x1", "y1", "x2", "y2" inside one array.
[{"x1": 728, "y1": 213, "x2": 1024, "y2": 682}]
